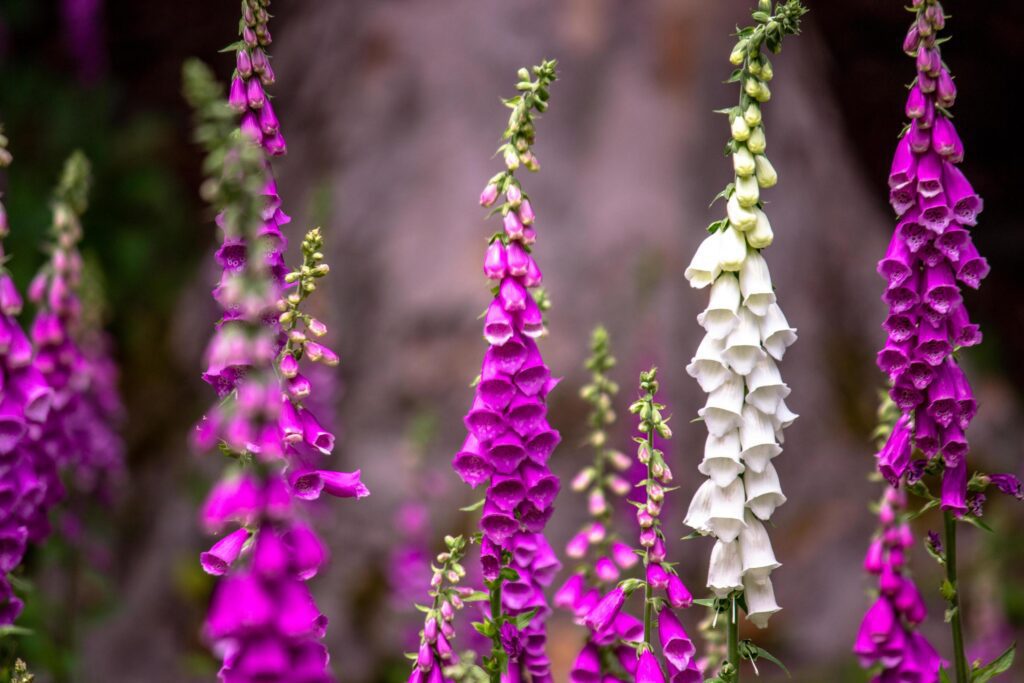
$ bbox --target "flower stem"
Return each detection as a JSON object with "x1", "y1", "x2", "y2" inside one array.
[
  {"x1": 728, "y1": 595, "x2": 740, "y2": 682},
  {"x1": 642, "y1": 430, "x2": 655, "y2": 648},
  {"x1": 944, "y1": 511, "x2": 968, "y2": 683},
  {"x1": 489, "y1": 579, "x2": 503, "y2": 683}
]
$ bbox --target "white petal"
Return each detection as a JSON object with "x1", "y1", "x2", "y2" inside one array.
[
  {"x1": 698, "y1": 431, "x2": 745, "y2": 487},
  {"x1": 707, "y1": 539, "x2": 744, "y2": 598},
  {"x1": 685, "y1": 233, "x2": 722, "y2": 289},
  {"x1": 743, "y1": 574, "x2": 781, "y2": 628},
  {"x1": 727, "y1": 196, "x2": 758, "y2": 232},
  {"x1": 755, "y1": 155, "x2": 777, "y2": 189},
  {"x1": 708, "y1": 478, "x2": 747, "y2": 543},
  {"x1": 738, "y1": 510, "x2": 780, "y2": 580},
  {"x1": 747, "y1": 208, "x2": 774, "y2": 249},
  {"x1": 733, "y1": 147, "x2": 756, "y2": 177},
  {"x1": 722, "y1": 308, "x2": 765, "y2": 375},
  {"x1": 686, "y1": 334, "x2": 730, "y2": 393},
  {"x1": 745, "y1": 462, "x2": 787, "y2": 520},
  {"x1": 718, "y1": 226, "x2": 749, "y2": 271},
  {"x1": 745, "y1": 356, "x2": 791, "y2": 415},
  {"x1": 739, "y1": 250, "x2": 775, "y2": 316},
  {"x1": 758, "y1": 303, "x2": 797, "y2": 361},
  {"x1": 698, "y1": 373, "x2": 744, "y2": 437},
  {"x1": 735, "y1": 174, "x2": 760, "y2": 209},
  {"x1": 697, "y1": 273, "x2": 741, "y2": 340},
  {"x1": 683, "y1": 479, "x2": 716, "y2": 533},
  {"x1": 770, "y1": 399, "x2": 800, "y2": 439},
  {"x1": 738, "y1": 405, "x2": 781, "y2": 473}
]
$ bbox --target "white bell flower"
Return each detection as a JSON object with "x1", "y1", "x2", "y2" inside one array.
[
  {"x1": 698, "y1": 372, "x2": 744, "y2": 436},
  {"x1": 727, "y1": 196, "x2": 758, "y2": 233},
  {"x1": 745, "y1": 356, "x2": 791, "y2": 415},
  {"x1": 758, "y1": 303, "x2": 797, "y2": 361},
  {"x1": 698, "y1": 430, "x2": 745, "y2": 487},
  {"x1": 769, "y1": 399, "x2": 799, "y2": 442},
  {"x1": 718, "y1": 225, "x2": 749, "y2": 271},
  {"x1": 743, "y1": 574, "x2": 781, "y2": 628},
  {"x1": 685, "y1": 232, "x2": 723, "y2": 289},
  {"x1": 738, "y1": 404, "x2": 781, "y2": 473},
  {"x1": 683, "y1": 479, "x2": 716, "y2": 534},
  {"x1": 722, "y1": 308, "x2": 765, "y2": 375},
  {"x1": 686, "y1": 334, "x2": 730, "y2": 393},
  {"x1": 707, "y1": 477, "x2": 747, "y2": 543},
  {"x1": 708, "y1": 539, "x2": 744, "y2": 598},
  {"x1": 745, "y1": 461, "x2": 787, "y2": 520},
  {"x1": 697, "y1": 273, "x2": 740, "y2": 340},
  {"x1": 738, "y1": 510, "x2": 780, "y2": 580},
  {"x1": 739, "y1": 249, "x2": 776, "y2": 316}
]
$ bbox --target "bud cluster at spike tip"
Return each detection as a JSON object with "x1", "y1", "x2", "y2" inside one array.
[
  {"x1": 874, "y1": 0, "x2": 1002, "y2": 515},
  {"x1": 185, "y1": 56, "x2": 366, "y2": 683},
  {"x1": 448, "y1": 60, "x2": 561, "y2": 683},
  {"x1": 683, "y1": 2, "x2": 805, "y2": 630},
  {"x1": 554, "y1": 328, "x2": 645, "y2": 682},
  {"x1": 855, "y1": 486, "x2": 944, "y2": 681},
  {"x1": 407, "y1": 535, "x2": 479, "y2": 683},
  {"x1": 578, "y1": 368, "x2": 699, "y2": 683},
  {"x1": 228, "y1": 0, "x2": 285, "y2": 156}
]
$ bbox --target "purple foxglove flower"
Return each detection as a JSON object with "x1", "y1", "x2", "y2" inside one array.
[
  {"x1": 931, "y1": 116, "x2": 961, "y2": 159},
  {"x1": 658, "y1": 609, "x2": 695, "y2": 670},
  {"x1": 583, "y1": 587, "x2": 626, "y2": 634},
  {"x1": 989, "y1": 474, "x2": 1023, "y2": 500},
  {"x1": 905, "y1": 84, "x2": 927, "y2": 119},
  {"x1": 941, "y1": 456, "x2": 967, "y2": 516},
  {"x1": 201, "y1": 527, "x2": 251, "y2": 576},
  {"x1": 942, "y1": 163, "x2": 982, "y2": 226},
  {"x1": 636, "y1": 650, "x2": 667, "y2": 683},
  {"x1": 484, "y1": 240, "x2": 508, "y2": 279}
]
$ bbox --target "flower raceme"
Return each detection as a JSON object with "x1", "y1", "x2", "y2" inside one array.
[
  {"x1": 683, "y1": 1, "x2": 805, "y2": 639},
  {"x1": 449, "y1": 60, "x2": 560, "y2": 683},
  {"x1": 185, "y1": 55, "x2": 365, "y2": 683}
]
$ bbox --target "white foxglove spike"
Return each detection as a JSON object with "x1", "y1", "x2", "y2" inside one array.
[
  {"x1": 722, "y1": 308, "x2": 765, "y2": 375},
  {"x1": 697, "y1": 273, "x2": 741, "y2": 340},
  {"x1": 727, "y1": 195, "x2": 758, "y2": 232},
  {"x1": 686, "y1": 334, "x2": 730, "y2": 393},
  {"x1": 683, "y1": 479, "x2": 716, "y2": 534},
  {"x1": 718, "y1": 226, "x2": 749, "y2": 271},
  {"x1": 698, "y1": 373, "x2": 744, "y2": 436},
  {"x1": 747, "y1": 208, "x2": 774, "y2": 249},
  {"x1": 743, "y1": 574, "x2": 781, "y2": 628},
  {"x1": 738, "y1": 510, "x2": 780, "y2": 580},
  {"x1": 739, "y1": 249, "x2": 776, "y2": 316},
  {"x1": 707, "y1": 477, "x2": 747, "y2": 543},
  {"x1": 738, "y1": 404, "x2": 781, "y2": 473},
  {"x1": 758, "y1": 303, "x2": 797, "y2": 361},
  {"x1": 745, "y1": 356, "x2": 791, "y2": 415},
  {"x1": 708, "y1": 539, "x2": 744, "y2": 598},
  {"x1": 698, "y1": 430, "x2": 745, "y2": 487},
  {"x1": 745, "y1": 461, "x2": 787, "y2": 520},
  {"x1": 685, "y1": 233, "x2": 723, "y2": 289}
]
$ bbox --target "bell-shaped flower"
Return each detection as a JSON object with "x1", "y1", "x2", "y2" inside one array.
[
  {"x1": 745, "y1": 356, "x2": 790, "y2": 415},
  {"x1": 888, "y1": 136, "x2": 917, "y2": 189},
  {"x1": 758, "y1": 303, "x2": 797, "y2": 361},
  {"x1": 738, "y1": 511, "x2": 780, "y2": 580},
  {"x1": 707, "y1": 478, "x2": 747, "y2": 542},
  {"x1": 718, "y1": 226, "x2": 749, "y2": 271},
  {"x1": 733, "y1": 147, "x2": 755, "y2": 177},
  {"x1": 735, "y1": 175, "x2": 760, "y2": 209},
  {"x1": 659, "y1": 608, "x2": 696, "y2": 670},
  {"x1": 915, "y1": 152, "x2": 943, "y2": 198},
  {"x1": 636, "y1": 650, "x2": 667, "y2": 683},
  {"x1": 742, "y1": 574, "x2": 780, "y2": 628},
  {"x1": 738, "y1": 405, "x2": 781, "y2": 473},
  {"x1": 739, "y1": 249, "x2": 775, "y2": 316},
  {"x1": 755, "y1": 155, "x2": 777, "y2": 188},
  {"x1": 683, "y1": 479, "x2": 715, "y2": 534},
  {"x1": 684, "y1": 233, "x2": 722, "y2": 289},
  {"x1": 722, "y1": 308, "x2": 764, "y2": 375},
  {"x1": 685, "y1": 334, "x2": 730, "y2": 393},
  {"x1": 200, "y1": 527, "x2": 251, "y2": 576},
  {"x1": 483, "y1": 299, "x2": 514, "y2": 346},
  {"x1": 727, "y1": 195, "x2": 757, "y2": 233},
  {"x1": 698, "y1": 430, "x2": 744, "y2": 487},
  {"x1": 707, "y1": 539, "x2": 743, "y2": 597},
  {"x1": 769, "y1": 399, "x2": 799, "y2": 438},
  {"x1": 747, "y1": 208, "x2": 774, "y2": 249},
  {"x1": 582, "y1": 586, "x2": 626, "y2": 634},
  {"x1": 955, "y1": 240, "x2": 989, "y2": 290},
  {"x1": 697, "y1": 273, "x2": 740, "y2": 340},
  {"x1": 745, "y1": 462, "x2": 786, "y2": 520},
  {"x1": 942, "y1": 162, "x2": 982, "y2": 226},
  {"x1": 698, "y1": 373, "x2": 744, "y2": 436}
]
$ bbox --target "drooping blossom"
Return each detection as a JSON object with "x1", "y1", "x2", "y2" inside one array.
[
  {"x1": 184, "y1": 53, "x2": 365, "y2": 683},
  {"x1": 556, "y1": 328, "x2": 643, "y2": 682},
  {"x1": 683, "y1": 3, "x2": 806, "y2": 642},
  {"x1": 583, "y1": 368, "x2": 697, "y2": 683},
  {"x1": 449, "y1": 60, "x2": 560, "y2": 682},
  {"x1": 227, "y1": 0, "x2": 286, "y2": 157}
]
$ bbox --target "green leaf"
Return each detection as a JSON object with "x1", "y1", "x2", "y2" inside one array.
[
  {"x1": 961, "y1": 514, "x2": 995, "y2": 533},
  {"x1": 462, "y1": 591, "x2": 490, "y2": 603},
  {"x1": 971, "y1": 642, "x2": 1015, "y2": 683},
  {"x1": 907, "y1": 498, "x2": 939, "y2": 520},
  {"x1": 514, "y1": 608, "x2": 539, "y2": 629},
  {"x1": 692, "y1": 598, "x2": 717, "y2": 608},
  {"x1": 739, "y1": 641, "x2": 791, "y2": 677},
  {"x1": 0, "y1": 625, "x2": 33, "y2": 638},
  {"x1": 460, "y1": 498, "x2": 486, "y2": 512},
  {"x1": 939, "y1": 669, "x2": 952, "y2": 683}
]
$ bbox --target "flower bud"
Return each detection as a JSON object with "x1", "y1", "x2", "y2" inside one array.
[
  {"x1": 735, "y1": 174, "x2": 760, "y2": 208},
  {"x1": 747, "y1": 126, "x2": 766, "y2": 154},
  {"x1": 733, "y1": 147, "x2": 756, "y2": 177},
  {"x1": 743, "y1": 103, "x2": 762, "y2": 127},
  {"x1": 729, "y1": 40, "x2": 747, "y2": 66},
  {"x1": 731, "y1": 116, "x2": 751, "y2": 142},
  {"x1": 479, "y1": 183, "x2": 499, "y2": 207},
  {"x1": 754, "y1": 155, "x2": 777, "y2": 188}
]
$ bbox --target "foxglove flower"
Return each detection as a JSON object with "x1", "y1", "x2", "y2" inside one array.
[
  {"x1": 683, "y1": 3, "x2": 806, "y2": 641},
  {"x1": 449, "y1": 60, "x2": 560, "y2": 683},
  {"x1": 184, "y1": 51, "x2": 365, "y2": 683},
  {"x1": 582, "y1": 369, "x2": 696, "y2": 681},
  {"x1": 556, "y1": 328, "x2": 642, "y2": 680}
]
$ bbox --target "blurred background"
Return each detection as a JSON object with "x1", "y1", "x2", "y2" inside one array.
[{"x1": 0, "y1": 0, "x2": 1022, "y2": 681}]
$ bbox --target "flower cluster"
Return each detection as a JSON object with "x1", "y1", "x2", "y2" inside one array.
[
  {"x1": 228, "y1": 0, "x2": 285, "y2": 157},
  {"x1": 683, "y1": 1, "x2": 805, "y2": 632},
  {"x1": 184, "y1": 58, "x2": 366, "y2": 683},
  {"x1": 1, "y1": 130, "x2": 55, "y2": 625},
  {"x1": 555, "y1": 328, "x2": 642, "y2": 681},
  {"x1": 875, "y1": 0, "x2": 990, "y2": 515},
  {"x1": 856, "y1": 398, "x2": 943, "y2": 681},
  {"x1": 450, "y1": 60, "x2": 561, "y2": 682},
  {"x1": 408, "y1": 535, "x2": 478, "y2": 683},
  {"x1": 578, "y1": 369, "x2": 697, "y2": 683}
]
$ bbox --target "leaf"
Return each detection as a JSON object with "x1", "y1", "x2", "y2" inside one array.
[
  {"x1": 939, "y1": 669, "x2": 952, "y2": 683},
  {"x1": 940, "y1": 579, "x2": 957, "y2": 602},
  {"x1": 462, "y1": 591, "x2": 490, "y2": 603},
  {"x1": 692, "y1": 598, "x2": 717, "y2": 608},
  {"x1": 971, "y1": 642, "x2": 1016, "y2": 683},
  {"x1": 514, "y1": 608, "x2": 539, "y2": 629},
  {"x1": 0, "y1": 625, "x2": 33, "y2": 637},
  {"x1": 740, "y1": 641, "x2": 791, "y2": 677},
  {"x1": 961, "y1": 514, "x2": 995, "y2": 533},
  {"x1": 460, "y1": 499, "x2": 485, "y2": 512},
  {"x1": 907, "y1": 498, "x2": 939, "y2": 520}
]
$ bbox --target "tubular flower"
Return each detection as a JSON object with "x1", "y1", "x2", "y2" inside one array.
[
  {"x1": 184, "y1": 59, "x2": 364, "y2": 683},
  {"x1": 556, "y1": 328, "x2": 640, "y2": 682},
  {"x1": 405, "y1": 535, "x2": 476, "y2": 683},
  {"x1": 683, "y1": 1, "x2": 805, "y2": 632},
  {"x1": 855, "y1": 398, "x2": 944, "y2": 682},
  {"x1": 228, "y1": 0, "x2": 286, "y2": 156},
  {"x1": 451, "y1": 60, "x2": 560, "y2": 683},
  {"x1": 875, "y1": 0, "x2": 992, "y2": 514},
  {"x1": 1, "y1": 130, "x2": 56, "y2": 625}
]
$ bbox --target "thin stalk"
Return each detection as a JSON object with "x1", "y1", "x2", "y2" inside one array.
[
  {"x1": 489, "y1": 579, "x2": 503, "y2": 683},
  {"x1": 642, "y1": 432, "x2": 655, "y2": 647},
  {"x1": 944, "y1": 512, "x2": 969, "y2": 683},
  {"x1": 727, "y1": 595, "x2": 740, "y2": 682}
]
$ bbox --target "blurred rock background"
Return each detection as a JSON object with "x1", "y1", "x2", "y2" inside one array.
[{"x1": 0, "y1": 0, "x2": 1021, "y2": 681}]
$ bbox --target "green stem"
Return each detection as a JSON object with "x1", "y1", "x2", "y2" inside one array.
[
  {"x1": 489, "y1": 579, "x2": 503, "y2": 683},
  {"x1": 728, "y1": 595, "x2": 740, "y2": 682},
  {"x1": 944, "y1": 511, "x2": 969, "y2": 683},
  {"x1": 642, "y1": 432, "x2": 655, "y2": 647}
]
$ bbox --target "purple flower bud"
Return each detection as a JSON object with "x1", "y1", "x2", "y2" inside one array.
[
  {"x1": 518, "y1": 200, "x2": 535, "y2": 226},
  {"x1": 647, "y1": 563, "x2": 669, "y2": 589},
  {"x1": 636, "y1": 649, "x2": 666, "y2": 683},
  {"x1": 200, "y1": 527, "x2": 251, "y2": 576},
  {"x1": 583, "y1": 587, "x2": 626, "y2": 634},
  {"x1": 228, "y1": 77, "x2": 248, "y2": 111},
  {"x1": 902, "y1": 24, "x2": 920, "y2": 54},
  {"x1": 479, "y1": 183, "x2": 499, "y2": 207},
  {"x1": 905, "y1": 85, "x2": 926, "y2": 119},
  {"x1": 319, "y1": 469, "x2": 370, "y2": 499},
  {"x1": 936, "y1": 68, "x2": 956, "y2": 107},
  {"x1": 931, "y1": 116, "x2": 961, "y2": 159},
  {"x1": 503, "y1": 210, "x2": 524, "y2": 239},
  {"x1": 483, "y1": 240, "x2": 508, "y2": 280},
  {"x1": 0, "y1": 275, "x2": 23, "y2": 315}
]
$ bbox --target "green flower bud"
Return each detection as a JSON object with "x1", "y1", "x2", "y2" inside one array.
[
  {"x1": 747, "y1": 126, "x2": 767, "y2": 154},
  {"x1": 743, "y1": 103, "x2": 762, "y2": 127},
  {"x1": 735, "y1": 174, "x2": 760, "y2": 208},
  {"x1": 755, "y1": 154, "x2": 777, "y2": 188},
  {"x1": 733, "y1": 147, "x2": 756, "y2": 177},
  {"x1": 731, "y1": 116, "x2": 751, "y2": 142}
]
